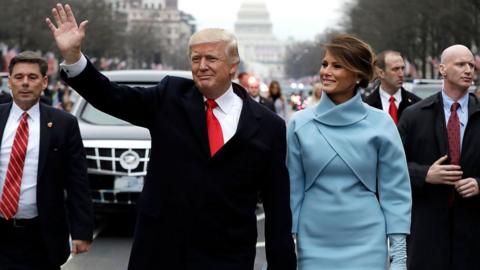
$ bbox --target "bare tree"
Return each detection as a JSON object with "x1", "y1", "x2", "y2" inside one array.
[{"x1": 344, "y1": 0, "x2": 480, "y2": 78}]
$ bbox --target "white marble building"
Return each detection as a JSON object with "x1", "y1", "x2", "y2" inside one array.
[{"x1": 234, "y1": 0, "x2": 286, "y2": 80}]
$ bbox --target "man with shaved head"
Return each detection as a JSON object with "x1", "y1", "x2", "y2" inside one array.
[{"x1": 398, "y1": 45, "x2": 480, "y2": 269}]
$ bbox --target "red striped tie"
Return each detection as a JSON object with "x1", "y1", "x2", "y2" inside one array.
[{"x1": 0, "y1": 112, "x2": 29, "y2": 219}]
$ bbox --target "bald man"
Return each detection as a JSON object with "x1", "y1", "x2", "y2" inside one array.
[{"x1": 398, "y1": 45, "x2": 480, "y2": 270}]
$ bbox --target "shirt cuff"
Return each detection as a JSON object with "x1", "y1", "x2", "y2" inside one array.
[{"x1": 59, "y1": 53, "x2": 87, "y2": 78}]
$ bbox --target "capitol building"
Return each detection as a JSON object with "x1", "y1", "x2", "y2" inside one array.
[{"x1": 234, "y1": 0, "x2": 286, "y2": 80}]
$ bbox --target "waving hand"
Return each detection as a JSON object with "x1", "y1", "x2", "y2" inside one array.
[{"x1": 46, "y1": 4, "x2": 88, "y2": 64}]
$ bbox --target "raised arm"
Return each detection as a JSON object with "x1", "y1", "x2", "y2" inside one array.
[{"x1": 46, "y1": 3, "x2": 87, "y2": 64}]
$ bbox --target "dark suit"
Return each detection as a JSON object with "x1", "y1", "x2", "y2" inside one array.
[
  {"x1": 0, "y1": 102, "x2": 93, "y2": 268},
  {"x1": 259, "y1": 96, "x2": 276, "y2": 112},
  {"x1": 398, "y1": 92, "x2": 480, "y2": 270},
  {"x1": 63, "y1": 60, "x2": 296, "y2": 270},
  {"x1": 0, "y1": 91, "x2": 12, "y2": 104},
  {"x1": 364, "y1": 86, "x2": 421, "y2": 121}
]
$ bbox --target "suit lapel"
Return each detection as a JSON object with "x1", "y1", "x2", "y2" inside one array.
[
  {"x1": 432, "y1": 92, "x2": 448, "y2": 156},
  {"x1": 369, "y1": 89, "x2": 383, "y2": 110},
  {"x1": 216, "y1": 84, "x2": 261, "y2": 157},
  {"x1": 0, "y1": 103, "x2": 13, "y2": 144},
  {"x1": 37, "y1": 104, "x2": 52, "y2": 180},
  {"x1": 398, "y1": 88, "x2": 414, "y2": 117},
  {"x1": 181, "y1": 86, "x2": 210, "y2": 157},
  {"x1": 467, "y1": 93, "x2": 480, "y2": 119},
  {"x1": 233, "y1": 93, "x2": 260, "y2": 142}
]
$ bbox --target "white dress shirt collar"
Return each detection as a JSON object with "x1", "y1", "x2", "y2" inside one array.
[
  {"x1": 11, "y1": 101, "x2": 40, "y2": 122},
  {"x1": 379, "y1": 86, "x2": 402, "y2": 113},
  {"x1": 379, "y1": 87, "x2": 402, "y2": 103},
  {"x1": 203, "y1": 85, "x2": 236, "y2": 114}
]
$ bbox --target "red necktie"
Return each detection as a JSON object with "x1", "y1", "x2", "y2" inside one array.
[
  {"x1": 388, "y1": 96, "x2": 398, "y2": 124},
  {"x1": 447, "y1": 102, "x2": 460, "y2": 207},
  {"x1": 0, "y1": 112, "x2": 29, "y2": 219},
  {"x1": 447, "y1": 102, "x2": 461, "y2": 165},
  {"x1": 206, "y1": 99, "x2": 224, "y2": 156}
]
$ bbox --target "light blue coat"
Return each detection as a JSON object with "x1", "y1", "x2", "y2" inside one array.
[{"x1": 287, "y1": 92, "x2": 411, "y2": 269}]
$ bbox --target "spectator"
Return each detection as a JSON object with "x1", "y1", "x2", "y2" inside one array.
[
  {"x1": 237, "y1": 71, "x2": 250, "y2": 89},
  {"x1": 304, "y1": 82, "x2": 322, "y2": 107},
  {"x1": 247, "y1": 77, "x2": 275, "y2": 112},
  {"x1": 287, "y1": 34, "x2": 411, "y2": 270},
  {"x1": 268, "y1": 80, "x2": 287, "y2": 119}
]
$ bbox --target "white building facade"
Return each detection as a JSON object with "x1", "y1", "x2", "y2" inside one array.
[
  {"x1": 234, "y1": 0, "x2": 286, "y2": 79},
  {"x1": 104, "y1": 0, "x2": 195, "y2": 55}
]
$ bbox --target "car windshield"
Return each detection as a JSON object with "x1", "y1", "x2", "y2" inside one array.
[
  {"x1": 78, "y1": 81, "x2": 160, "y2": 126},
  {"x1": 81, "y1": 103, "x2": 130, "y2": 125}
]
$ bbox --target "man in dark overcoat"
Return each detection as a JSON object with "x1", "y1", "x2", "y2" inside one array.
[
  {"x1": 46, "y1": 4, "x2": 296, "y2": 270},
  {"x1": 398, "y1": 44, "x2": 480, "y2": 269}
]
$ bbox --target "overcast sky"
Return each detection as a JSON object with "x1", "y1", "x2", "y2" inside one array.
[{"x1": 178, "y1": 0, "x2": 351, "y2": 41}]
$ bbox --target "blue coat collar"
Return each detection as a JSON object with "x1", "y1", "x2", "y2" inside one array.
[{"x1": 314, "y1": 91, "x2": 367, "y2": 126}]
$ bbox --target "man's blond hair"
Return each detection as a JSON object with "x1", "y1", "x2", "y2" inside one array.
[{"x1": 188, "y1": 28, "x2": 240, "y2": 65}]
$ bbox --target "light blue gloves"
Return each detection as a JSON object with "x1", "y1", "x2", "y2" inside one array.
[{"x1": 389, "y1": 234, "x2": 407, "y2": 270}]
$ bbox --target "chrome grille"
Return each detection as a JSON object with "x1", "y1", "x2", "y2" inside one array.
[{"x1": 84, "y1": 140, "x2": 150, "y2": 177}]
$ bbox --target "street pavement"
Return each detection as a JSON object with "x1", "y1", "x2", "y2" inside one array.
[{"x1": 62, "y1": 206, "x2": 267, "y2": 270}]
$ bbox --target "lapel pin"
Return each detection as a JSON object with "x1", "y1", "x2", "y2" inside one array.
[
  {"x1": 47, "y1": 122, "x2": 53, "y2": 128},
  {"x1": 408, "y1": 98, "x2": 412, "y2": 103}
]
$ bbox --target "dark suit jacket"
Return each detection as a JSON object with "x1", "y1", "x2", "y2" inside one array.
[
  {"x1": 63, "y1": 60, "x2": 296, "y2": 270},
  {"x1": 398, "y1": 92, "x2": 480, "y2": 270},
  {"x1": 0, "y1": 102, "x2": 93, "y2": 266},
  {"x1": 259, "y1": 96, "x2": 276, "y2": 112},
  {"x1": 0, "y1": 91, "x2": 12, "y2": 104},
  {"x1": 364, "y1": 86, "x2": 421, "y2": 121}
]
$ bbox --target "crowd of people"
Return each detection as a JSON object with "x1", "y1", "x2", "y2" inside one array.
[{"x1": 1, "y1": 3, "x2": 480, "y2": 270}]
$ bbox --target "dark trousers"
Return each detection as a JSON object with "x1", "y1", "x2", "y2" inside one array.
[{"x1": 0, "y1": 217, "x2": 60, "y2": 270}]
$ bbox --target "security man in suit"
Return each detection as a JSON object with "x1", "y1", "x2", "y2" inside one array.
[
  {"x1": 46, "y1": 4, "x2": 296, "y2": 270},
  {"x1": 0, "y1": 51, "x2": 93, "y2": 269},
  {"x1": 398, "y1": 45, "x2": 480, "y2": 269},
  {"x1": 364, "y1": 50, "x2": 421, "y2": 124},
  {"x1": 247, "y1": 77, "x2": 276, "y2": 112}
]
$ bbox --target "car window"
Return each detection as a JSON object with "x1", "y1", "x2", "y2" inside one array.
[
  {"x1": 1, "y1": 73, "x2": 10, "y2": 94},
  {"x1": 78, "y1": 82, "x2": 158, "y2": 125},
  {"x1": 81, "y1": 103, "x2": 130, "y2": 125}
]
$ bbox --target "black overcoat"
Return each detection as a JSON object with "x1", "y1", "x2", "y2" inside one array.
[
  {"x1": 63, "y1": 60, "x2": 296, "y2": 270},
  {"x1": 398, "y1": 92, "x2": 480, "y2": 269}
]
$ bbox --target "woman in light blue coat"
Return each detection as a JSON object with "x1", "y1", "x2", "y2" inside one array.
[{"x1": 287, "y1": 35, "x2": 411, "y2": 270}]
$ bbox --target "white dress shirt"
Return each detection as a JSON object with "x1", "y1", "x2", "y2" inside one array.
[
  {"x1": 379, "y1": 87, "x2": 402, "y2": 114},
  {"x1": 0, "y1": 102, "x2": 40, "y2": 219},
  {"x1": 61, "y1": 53, "x2": 243, "y2": 143},
  {"x1": 204, "y1": 87, "x2": 243, "y2": 144}
]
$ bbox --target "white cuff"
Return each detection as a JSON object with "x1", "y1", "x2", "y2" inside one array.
[{"x1": 59, "y1": 53, "x2": 87, "y2": 78}]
